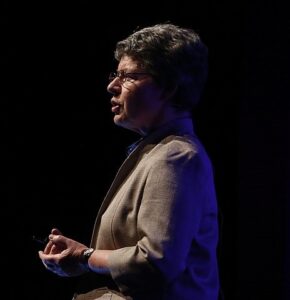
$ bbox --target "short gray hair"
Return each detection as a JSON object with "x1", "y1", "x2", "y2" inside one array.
[{"x1": 114, "y1": 23, "x2": 208, "y2": 111}]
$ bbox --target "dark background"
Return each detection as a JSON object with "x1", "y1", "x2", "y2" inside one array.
[{"x1": 1, "y1": 1, "x2": 289, "y2": 299}]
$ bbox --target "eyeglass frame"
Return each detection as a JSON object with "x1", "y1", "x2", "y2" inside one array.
[{"x1": 108, "y1": 70, "x2": 151, "y2": 83}]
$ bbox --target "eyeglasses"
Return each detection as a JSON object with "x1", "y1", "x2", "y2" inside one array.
[{"x1": 108, "y1": 70, "x2": 151, "y2": 83}]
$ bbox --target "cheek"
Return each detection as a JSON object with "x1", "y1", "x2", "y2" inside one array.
[
  {"x1": 122, "y1": 89, "x2": 145, "y2": 116},
  {"x1": 136, "y1": 90, "x2": 162, "y2": 112},
  {"x1": 124, "y1": 97, "x2": 142, "y2": 118},
  {"x1": 122, "y1": 85, "x2": 162, "y2": 119}
]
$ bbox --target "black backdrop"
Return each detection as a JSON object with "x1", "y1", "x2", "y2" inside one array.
[{"x1": 1, "y1": 1, "x2": 289, "y2": 300}]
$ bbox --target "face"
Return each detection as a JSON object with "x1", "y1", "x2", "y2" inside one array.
[{"x1": 107, "y1": 55, "x2": 166, "y2": 135}]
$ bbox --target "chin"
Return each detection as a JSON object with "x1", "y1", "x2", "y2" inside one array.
[
  {"x1": 113, "y1": 115, "x2": 121, "y2": 125},
  {"x1": 114, "y1": 117, "x2": 135, "y2": 132},
  {"x1": 114, "y1": 115, "x2": 126, "y2": 127}
]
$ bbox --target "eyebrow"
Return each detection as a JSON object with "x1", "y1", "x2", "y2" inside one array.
[{"x1": 116, "y1": 68, "x2": 147, "y2": 73}]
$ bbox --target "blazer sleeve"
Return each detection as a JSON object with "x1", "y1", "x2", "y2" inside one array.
[{"x1": 107, "y1": 144, "x2": 217, "y2": 294}]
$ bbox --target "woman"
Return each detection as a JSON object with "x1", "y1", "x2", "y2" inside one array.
[{"x1": 39, "y1": 23, "x2": 220, "y2": 300}]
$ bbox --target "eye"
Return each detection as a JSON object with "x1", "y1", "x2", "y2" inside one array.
[{"x1": 124, "y1": 73, "x2": 138, "y2": 82}]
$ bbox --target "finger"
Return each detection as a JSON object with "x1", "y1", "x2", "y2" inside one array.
[
  {"x1": 43, "y1": 240, "x2": 54, "y2": 254},
  {"x1": 38, "y1": 250, "x2": 50, "y2": 262},
  {"x1": 39, "y1": 250, "x2": 62, "y2": 262},
  {"x1": 48, "y1": 233, "x2": 67, "y2": 246},
  {"x1": 51, "y1": 228, "x2": 63, "y2": 235},
  {"x1": 38, "y1": 250, "x2": 49, "y2": 260},
  {"x1": 46, "y1": 235, "x2": 68, "y2": 254},
  {"x1": 50, "y1": 244, "x2": 61, "y2": 254}
]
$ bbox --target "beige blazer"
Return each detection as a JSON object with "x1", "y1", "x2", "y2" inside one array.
[{"x1": 76, "y1": 118, "x2": 220, "y2": 300}]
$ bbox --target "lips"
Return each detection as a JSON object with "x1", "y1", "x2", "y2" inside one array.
[
  {"x1": 111, "y1": 99, "x2": 121, "y2": 114},
  {"x1": 112, "y1": 104, "x2": 121, "y2": 113}
]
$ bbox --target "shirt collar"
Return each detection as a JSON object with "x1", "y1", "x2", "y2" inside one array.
[{"x1": 126, "y1": 117, "x2": 194, "y2": 156}]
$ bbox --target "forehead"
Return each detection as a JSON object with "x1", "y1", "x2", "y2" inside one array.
[{"x1": 117, "y1": 55, "x2": 142, "y2": 71}]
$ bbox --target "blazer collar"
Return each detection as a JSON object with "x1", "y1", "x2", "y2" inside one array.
[{"x1": 127, "y1": 117, "x2": 195, "y2": 157}]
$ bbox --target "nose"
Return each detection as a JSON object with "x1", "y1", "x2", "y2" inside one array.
[{"x1": 107, "y1": 77, "x2": 121, "y2": 94}]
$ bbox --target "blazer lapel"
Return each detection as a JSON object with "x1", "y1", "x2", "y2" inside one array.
[{"x1": 90, "y1": 141, "x2": 147, "y2": 246}]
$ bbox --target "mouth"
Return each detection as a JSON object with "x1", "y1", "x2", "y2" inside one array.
[{"x1": 111, "y1": 99, "x2": 121, "y2": 114}]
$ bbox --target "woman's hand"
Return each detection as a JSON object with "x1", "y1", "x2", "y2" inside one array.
[{"x1": 38, "y1": 228, "x2": 89, "y2": 277}]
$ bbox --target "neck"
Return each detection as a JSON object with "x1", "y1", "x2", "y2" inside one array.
[{"x1": 138, "y1": 108, "x2": 191, "y2": 136}]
